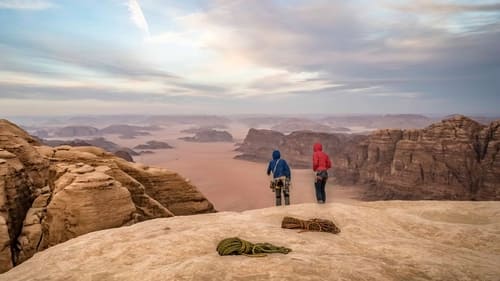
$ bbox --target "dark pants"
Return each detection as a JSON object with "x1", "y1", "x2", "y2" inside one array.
[
  {"x1": 315, "y1": 171, "x2": 328, "y2": 203},
  {"x1": 275, "y1": 187, "x2": 290, "y2": 206},
  {"x1": 273, "y1": 178, "x2": 290, "y2": 206}
]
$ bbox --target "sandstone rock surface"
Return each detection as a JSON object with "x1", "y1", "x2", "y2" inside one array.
[
  {"x1": 1, "y1": 201, "x2": 499, "y2": 281},
  {"x1": 0, "y1": 119, "x2": 215, "y2": 272}
]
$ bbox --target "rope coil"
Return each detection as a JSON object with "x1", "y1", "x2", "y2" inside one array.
[
  {"x1": 281, "y1": 216, "x2": 341, "y2": 234},
  {"x1": 216, "y1": 237, "x2": 292, "y2": 257}
]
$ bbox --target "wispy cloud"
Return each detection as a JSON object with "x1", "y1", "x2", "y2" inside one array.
[
  {"x1": 127, "y1": 0, "x2": 149, "y2": 35},
  {"x1": 390, "y1": 1, "x2": 500, "y2": 14},
  {"x1": 0, "y1": 0, "x2": 54, "y2": 10}
]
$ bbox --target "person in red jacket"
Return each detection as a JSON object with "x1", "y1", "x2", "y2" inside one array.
[{"x1": 312, "y1": 142, "x2": 331, "y2": 204}]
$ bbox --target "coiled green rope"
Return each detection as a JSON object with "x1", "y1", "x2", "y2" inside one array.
[{"x1": 216, "y1": 237, "x2": 292, "y2": 257}]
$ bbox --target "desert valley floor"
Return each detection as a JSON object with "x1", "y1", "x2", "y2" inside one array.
[{"x1": 106, "y1": 125, "x2": 363, "y2": 211}]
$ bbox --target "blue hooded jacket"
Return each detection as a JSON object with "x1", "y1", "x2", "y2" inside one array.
[{"x1": 267, "y1": 150, "x2": 291, "y2": 179}]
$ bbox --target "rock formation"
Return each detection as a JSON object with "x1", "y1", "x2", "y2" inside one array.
[
  {"x1": 0, "y1": 119, "x2": 215, "y2": 273},
  {"x1": 113, "y1": 150, "x2": 135, "y2": 162},
  {"x1": 99, "y1": 124, "x2": 158, "y2": 139},
  {"x1": 180, "y1": 130, "x2": 233, "y2": 142},
  {"x1": 236, "y1": 116, "x2": 500, "y2": 200},
  {"x1": 352, "y1": 116, "x2": 500, "y2": 200},
  {"x1": 53, "y1": 126, "x2": 100, "y2": 137},
  {"x1": 134, "y1": 140, "x2": 173, "y2": 150},
  {"x1": 235, "y1": 128, "x2": 364, "y2": 168},
  {"x1": 1, "y1": 201, "x2": 499, "y2": 281},
  {"x1": 42, "y1": 137, "x2": 139, "y2": 157},
  {"x1": 181, "y1": 125, "x2": 228, "y2": 134},
  {"x1": 321, "y1": 114, "x2": 434, "y2": 129},
  {"x1": 270, "y1": 118, "x2": 334, "y2": 133}
]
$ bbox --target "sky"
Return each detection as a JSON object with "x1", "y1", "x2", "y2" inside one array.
[{"x1": 0, "y1": 0, "x2": 499, "y2": 116}]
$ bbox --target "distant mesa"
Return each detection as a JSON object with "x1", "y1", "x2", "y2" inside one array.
[
  {"x1": 42, "y1": 137, "x2": 139, "y2": 157},
  {"x1": 181, "y1": 125, "x2": 228, "y2": 134},
  {"x1": 236, "y1": 115, "x2": 500, "y2": 201},
  {"x1": 234, "y1": 116, "x2": 290, "y2": 128},
  {"x1": 321, "y1": 114, "x2": 434, "y2": 129},
  {"x1": 179, "y1": 129, "x2": 233, "y2": 142},
  {"x1": 134, "y1": 140, "x2": 173, "y2": 150},
  {"x1": 271, "y1": 118, "x2": 335, "y2": 133},
  {"x1": 30, "y1": 124, "x2": 162, "y2": 139},
  {"x1": 100, "y1": 124, "x2": 161, "y2": 134},
  {"x1": 53, "y1": 125, "x2": 100, "y2": 137},
  {"x1": 100, "y1": 124, "x2": 159, "y2": 139},
  {"x1": 42, "y1": 139, "x2": 93, "y2": 147}
]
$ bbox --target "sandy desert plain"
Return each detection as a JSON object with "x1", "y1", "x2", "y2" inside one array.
[{"x1": 105, "y1": 123, "x2": 363, "y2": 211}]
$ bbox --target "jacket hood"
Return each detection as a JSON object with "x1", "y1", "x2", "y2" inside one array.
[
  {"x1": 272, "y1": 150, "x2": 281, "y2": 160},
  {"x1": 313, "y1": 143, "x2": 323, "y2": 152}
]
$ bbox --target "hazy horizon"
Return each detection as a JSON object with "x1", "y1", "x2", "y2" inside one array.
[{"x1": 1, "y1": 0, "x2": 499, "y2": 116}]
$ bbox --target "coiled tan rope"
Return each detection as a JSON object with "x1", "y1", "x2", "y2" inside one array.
[{"x1": 281, "y1": 216, "x2": 341, "y2": 234}]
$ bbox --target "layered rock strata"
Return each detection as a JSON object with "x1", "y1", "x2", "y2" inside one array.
[
  {"x1": 236, "y1": 116, "x2": 499, "y2": 200},
  {"x1": 0, "y1": 119, "x2": 215, "y2": 272}
]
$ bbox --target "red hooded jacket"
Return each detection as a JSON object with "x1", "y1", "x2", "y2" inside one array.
[{"x1": 313, "y1": 143, "x2": 331, "y2": 172}]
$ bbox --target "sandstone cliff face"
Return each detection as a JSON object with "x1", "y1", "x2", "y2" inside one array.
[
  {"x1": 236, "y1": 116, "x2": 499, "y2": 200},
  {"x1": 0, "y1": 119, "x2": 215, "y2": 273},
  {"x1": 235, "y1": 128, "x2": 286, "y2": 162},
  {"x1": 354, "y1": 116, "x2": 500, "y2": 200},
  {"x1": 235, "y1": 128, "x2": 365, "y2": 169}
]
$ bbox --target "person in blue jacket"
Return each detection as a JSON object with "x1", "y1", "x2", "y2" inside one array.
[{"x1": 266, "y1": 150, "x2": 291, "y2": 206}]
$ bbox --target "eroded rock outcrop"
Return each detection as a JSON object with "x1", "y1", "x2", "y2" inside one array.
[
  {"x1": 236, "y1": 116, "x2": 500, "y2": 200},
  {"x1": 358, "y1": 116, "x2": 500, "y2": 200},
  {"x1": 0, "y1": 119, "x2": 215, "y2": 273},
  {"x1": 134, "y1": 140, "x2": 173, "y2": 150},
  {"x1": 235, "y1": 128, "x2": 364, "y2": 169},
  {"x1": 54, "y1": 126, "x2": 99, "y2": 137},
  {"x1": 180, "y1": 129, "x2": 233, "y2": 142}
]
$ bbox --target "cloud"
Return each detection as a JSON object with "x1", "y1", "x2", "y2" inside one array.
[
  {"x1": 127, "y1": 0, "x2": 149, "y2": 35},
  {"x1": 0, "y1": 0, "x2": 53, "y2": 10},
  {"x1": 183, "y1": 0, "x2": 499, "y2": 103},
  {"x1": 390, "y1": 1, "x2": 500, "y2": 14},
  {"x1": 0, "y1": 39, "x2": 178, "y2": 80},
  {"x1": 1, "y1": 0, "x2": 499, "y2": 115}
]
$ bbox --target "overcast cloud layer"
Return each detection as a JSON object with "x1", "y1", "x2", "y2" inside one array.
[{"x1": 0, "y1": 0, "x2": 499, "y2": 116}]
